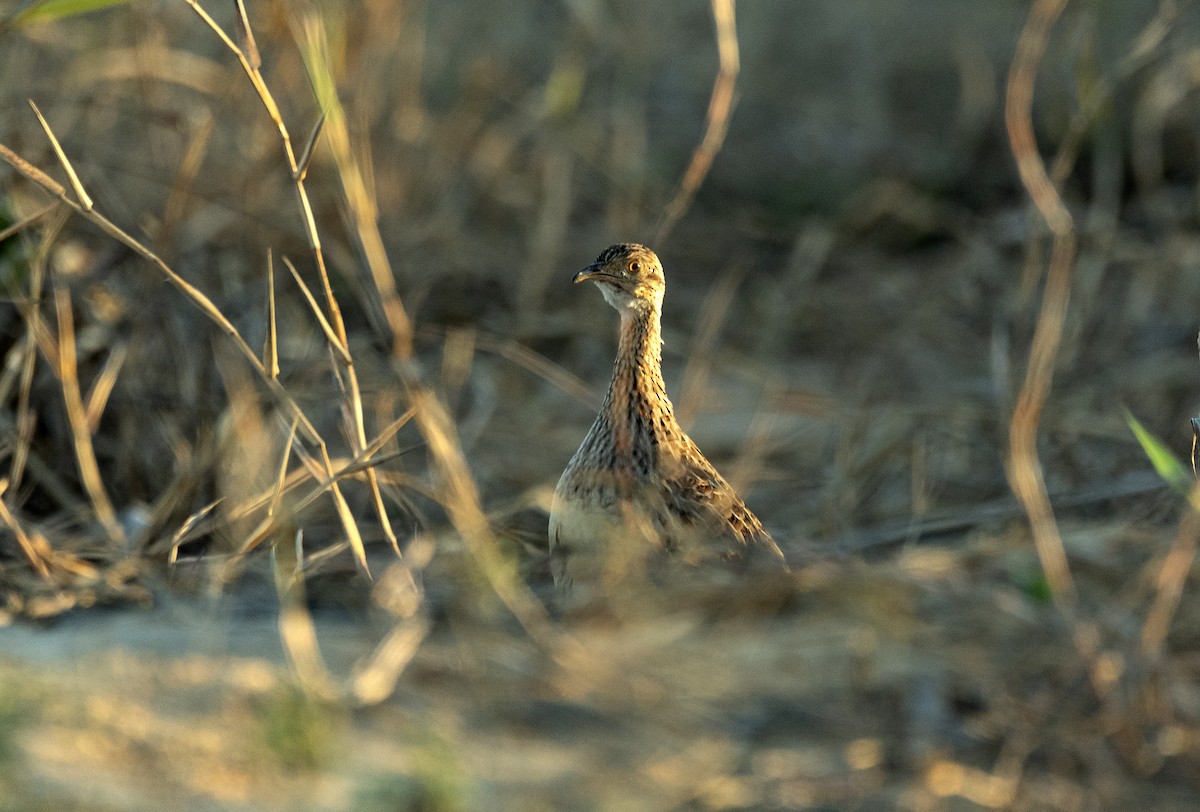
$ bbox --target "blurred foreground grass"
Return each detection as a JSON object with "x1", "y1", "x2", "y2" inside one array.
[{"x1": 1, "y1": 0, "x2": 1199, "y2": 808}]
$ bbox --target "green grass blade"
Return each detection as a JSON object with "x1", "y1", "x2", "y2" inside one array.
[
  {"x1": 1124, "y1": 407, "x2": 1191, "y2": 493},
  {"x1": 13, "y1": 0, "x2": 130, "y2": 26}
]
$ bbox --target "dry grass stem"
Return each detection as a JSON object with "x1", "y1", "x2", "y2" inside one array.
[
  {"x1": 232, "y1": 0, "x2": 261, "y2": 70},
  {"x1": 1003, "y1": 0, "x2": 1077, "y2": 610},
  {"x1": 654, "y1": 0, "x2": 740, "y2": 244},
  {"x1": 264, "y1": 251, "x2": 279, "y2": 379},
  {"x1": 272, "y1": 529, "x2": 428, "y2": 705},
  {"x1": 296, "y1": 112, "x2": 326, "y2": 184},
  {"x1": 28, "y1": 99, "x2": 92, "y2": 211},
  {"x1": 0, "y1": 198, "x2": 56, "y2": 242},
  {"x1": 166, "y1": 500, "x2": 221, "y2": 566},
  {"x1": 160, "y1": 110, "x2": 214, "y2": 242},
  {"x1": 82, "y1": 342, "x2": 126, "y2": 433},
  {"x1": 1140, "y1": 487, "x2": 1200, "y2": 658},
  {"x1": 268, "y1": 416, "x2": 301, "y2": 521},
  {"x1": 5, "y1": 208, "x2": 60, "y2": 495},
  {"x1": 295, "y1": 14, "x2": 412, "y2": 356},
  {"x1": 50, "y1": 284, "x2": 125, "y2": 545},
  {"x1": 0, "y1": 479, "x2": 51, "y2": 578},
  {"x1": 281, "y1": 255, "x2": 350, "y2": 364},
  {"x1": 289, "y1": 9, "x2": 562, "y2": 632},
  {"x1": 234, "y1": 411, "x2": 418, "y2": 559}
]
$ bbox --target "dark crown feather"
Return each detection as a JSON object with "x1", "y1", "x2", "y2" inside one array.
[{"x1": 595, "y1": 243, "x2": 648, "y2": 264}]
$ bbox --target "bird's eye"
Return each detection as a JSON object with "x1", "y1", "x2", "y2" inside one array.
[{"x1": 629, "y1": 261, "x2": 641, "y2": 273}]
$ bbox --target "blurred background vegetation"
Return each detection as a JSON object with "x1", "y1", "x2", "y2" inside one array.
[{"x1": 1, "y1": 0, "x2": 1199, "y2": 808}]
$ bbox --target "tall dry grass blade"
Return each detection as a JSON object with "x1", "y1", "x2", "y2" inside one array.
[
  {"x1": 349, "y1": 561, "x2": 429, "y2": 704},
  {"x1": 281, "y1": 255, "x2": 349, "y2": 364},
  {"x1": 226, "y1": 416, "x2": 301, "y2": 564},
  {"x1": 1003, "y1": 0, "x2": 1077, "y2": 610},
  {"x1": 51, "y1": 283, "x2": 125, "y2": 545},
  {"x1": 289, "y1": 22, "x2": 406, "y2": 560},
  {"x1": 83, "y1": 341, "x2": 126, "y2": 432},
  {"x1": 316, "y1": 444, "x2": 371, "y2": 577},
  {"x1": 28, "y1": 99, "x2": 93, "y2": 211},
  {"x1": 300, "y1": 14, "x2": 539, "y2": 589},
  {"x1": 232, "y1": 409, "x2": 418, "y2": 536},
  {"x1": 1140, "y1": 493, "x2": 1199, "y2": 658},
  {"x1": 273, "y1": 530, "x2": 340, "y2": 701},
  {"x1": 0, "y1": 479, "x2": 51, "y2": 579},
  {"x1": 405, "y1": 384, "x2": 557, "y2": 644},
  {"x1": 296, "y1": 112, "x2": 325, "y2": 183},
  {"x1": 2, "y1": 334, "x2": 35, "y2": 492},
  {"x1": 232, "y1": 0, "x2": 261, "y2": 70},
  {"x1": 295, "y1": 13, "x2": 412, "y2": 357},
  {"x1": 285, "y1": 16, "x2": 407, "y2": 557},
  {"x1": 161, "y1": 110, "x2": 214, "y2": 244},
  {"x1": 167, "y1": 499, "x2": 221, "y2": 566},
  {"x1": 0, "y1": 199, "x2": 57, "y2": 242},
  {"x1": 5, "y1": 208, "x2": 62, "y2": 493},
  {"x1": 274, "y1": 530, "x2": 430, "y2": 706},
  {"x1": 183, "y1": 2, "x2": 321, "y2": 290},
  {"x1": 347, "y1": 368, "x2": 402, "y2": 556},
  {"x1": 264, "y1": 251, "x2": 279, "y2": 379},
  {"x1": 653, "y1": 0, "x2": 739, "y2": 245},
  {"x1": 269, "y1": 415, "x2": 300, "y2": 520}
]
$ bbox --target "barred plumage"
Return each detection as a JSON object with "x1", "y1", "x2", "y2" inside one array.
[{"x1": 549, "y1": 243, "x2": 784, "y2": 593}]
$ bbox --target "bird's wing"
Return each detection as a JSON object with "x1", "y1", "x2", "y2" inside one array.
[{"x1": 656, "y1": 437, "x2": 784, "y2": 562}]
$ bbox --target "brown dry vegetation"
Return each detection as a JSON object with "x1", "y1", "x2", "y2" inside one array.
[{"x1": 1, "y1": 0, "x2": 1199, "y2": 809}]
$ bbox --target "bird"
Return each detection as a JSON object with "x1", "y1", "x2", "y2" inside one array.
[{"x1": 549, "y1": 243, "x2": 785, "y2": 595}]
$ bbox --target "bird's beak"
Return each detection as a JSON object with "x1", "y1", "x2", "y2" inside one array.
[{"x1": 573, "y1": 263, "x2": 602, "y2": 284}]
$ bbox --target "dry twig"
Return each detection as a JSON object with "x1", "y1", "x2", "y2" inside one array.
[
  {"x1": 653, "y1": 0, "x2": 739, "y2": 245},
  {"x1": 1003, "y1": 0, "x2": 1077, "y2": 609}
]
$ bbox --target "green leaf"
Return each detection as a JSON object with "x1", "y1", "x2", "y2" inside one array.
[
  {"x1": 12, "y1": 0, "x2": 130, "y2": 26},
  {"x1": 1022, "y1": 572, "x2": 1052, "y2": 605},
  {"x1": 1124, "y1": 407, "x2": 1191, "y2": 493}
]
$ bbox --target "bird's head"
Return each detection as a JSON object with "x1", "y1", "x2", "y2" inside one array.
[{"x1": 573, "y1": 243, "x2": 665, "y2": 314}]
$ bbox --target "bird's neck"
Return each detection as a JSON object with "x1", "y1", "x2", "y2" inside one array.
[{"x1": 603, "y1": 304, "x2": 675, "y2": 430}]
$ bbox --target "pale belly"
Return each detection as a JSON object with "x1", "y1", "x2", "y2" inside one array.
[{"x1": 550, "y1": 470, "x2": 695, "y2": 597}]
